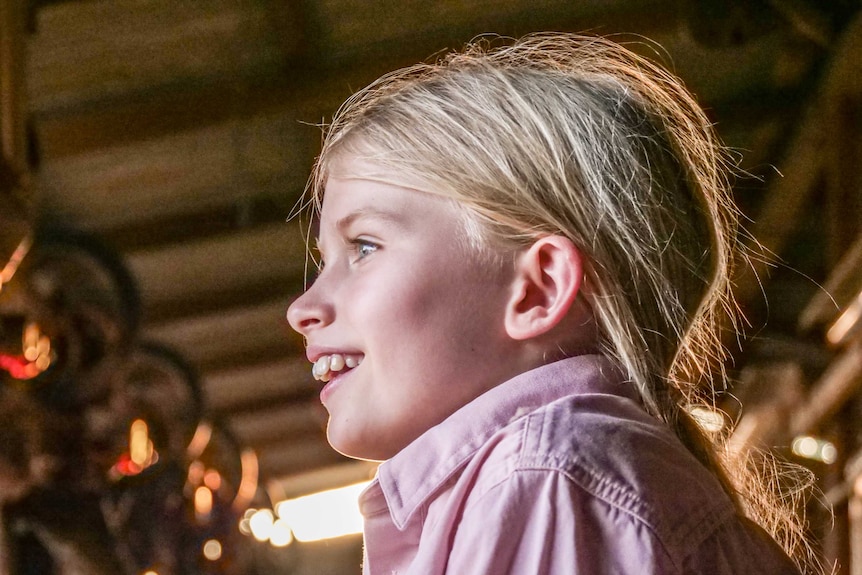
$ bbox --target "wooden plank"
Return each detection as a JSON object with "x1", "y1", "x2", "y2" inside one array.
[
  {"x1": 31, "y1": 71, "x2": 347, "y2": 160},
  {"x1": 825, "y1": 96, "x2": 862, "y2": 265},
  {"x1": 256, "y1": 439, "x2": 348, "y2": 479},
  {"x1": 0, "y1": 0, "x2": 28, "y2": 174},
  {"x1": 28, "y1": 0, "x2": 787, "y2": 162},
  {"x1": 227, "y1": 403, "x2": 325, "y2": 448},
  {"x1": 312, "y1": 0, "x2": 667, "y2": 64},
  {"x1": 34, "y1": 113, "x2": 317, "y2": 231},
  {"x1": 312, "y1": 1, "x2": 786, "y2": 105},
  {"x1": 790, "y1": 340, "x2": 862, "y2": 435},
  {"x1": 800, "y1": 231, "x2": 862, "y2": 330},
  {"x1": 126, "y1": 221, "x2": 307, "y2": 310},
  {"x1": 143, "y1": 299, "x2": 300, "y2": 370},
  {"x1": 204, "y1": 357, "x2": 316, "y2": 414},
  {"x1": 734, "y1": 13, "x2": 862, "y2": 306},
  {"x1": 27, "y1": 0, "x2": 302, "y2": 112}
]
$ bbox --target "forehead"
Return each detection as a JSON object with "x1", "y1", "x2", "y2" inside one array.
[
  {"x1": 318, "y1": 178, "x2": 450, "y2": 238},
  {"x1": 322, "y1": 154, "x2": 445, "y2": 203},
  {"x1": 318, "y1": 156, "x2": 463, "y2": 229}
]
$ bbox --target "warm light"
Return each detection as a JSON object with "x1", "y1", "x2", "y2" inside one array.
[
  {"x1": 108, "y1": 420, "x2": 158, "y2": 479},
  {"x1": 0, "y1": 354, "x2": 32, "y2": 380},
  {"x1": 822, "y1": 443, "x2": 838, "y2": 464},
  {"x1": 187, "y1": 460, "x2": 205, "y2": 487},
  {"x1": 195, "y1": 486, "x2": 213, "y2": 523},
  {"x1": 794, "y1": 436, "x2": 818, "y2": 458},
  {"x1": 0, "y1": 235, "x2": 32, "y2": 291},
  {"x1": 37, "y1": 335, "x2": 50, "y2": 356},
  {"x1": 130, "y1": 419, "x2": 152, "y2": 467},
  {"x1": 239, "y1": 508, "x2": 256, "y2": 535},
  {"x1": 141, "y1": 571, "x2": 159, "y2": 575},
  {"x1": 202, "y1": 539, "x2": 223, "y2": 561},
  {"x1": 238, "y1": 517, "x2": 252, "y2": 536},
  {"x1": 110, "y1": 453, "x2": 140, "y2": 478},
  {"x1": 204, "y1": 469, "x2": 222, "y2": 492},
  {"x1": 23, "y1": 362, "x2": 38, "y2": 378},
  {"x1": 23, "y1": 323, "x2": 40, "y2": 360},
  {"x1": 2, "y1": 323, "x2": 54, "y2": 380},
  {"x1": 22, "y1": 328, "x2": 51, "y2": 364},
  {"x1": 269, "y1": 519, "x2": 293, "y2": 547},
  {"x1": 792, "y1": 435, "x2": 837, "y2": 464},
  {"x1": 248, "y1": 508, "x2": 274, "y2": 542},
  {"x1": 233, "y1": 449, "x2": 259, "y2": 512},
  {"x1": 35, "y1": 354, "x2": 50, "y2": 370},
  {"x1": 187, "y1": 422, "x2": 213, "y2": 459},
  {"x1": 828, "y1": 290, "x2": 862, "y2": 345},
  {"x1": 109, "y1": 430, "x2": 159, "y2": 480},
  {"x1": 275, "y1": 481, "x2": 370, "y2": 542}
]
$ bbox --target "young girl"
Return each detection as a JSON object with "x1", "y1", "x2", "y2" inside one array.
[{"x1": 287, "y1": 34, "x2": 813, "y2": 574}]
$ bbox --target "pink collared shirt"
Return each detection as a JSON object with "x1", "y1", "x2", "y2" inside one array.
[{"x1": 358, "y1": 355, "x2": 800, "y2": 574}]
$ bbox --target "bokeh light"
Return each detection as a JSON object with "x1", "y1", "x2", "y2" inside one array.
[{"x1": 275, "y1": 481, "x2": 369, "y2": 542}]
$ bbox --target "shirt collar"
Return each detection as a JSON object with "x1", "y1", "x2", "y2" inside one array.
[{"x1": 364, "y1": 354, "x2": 635, "y2": 529}]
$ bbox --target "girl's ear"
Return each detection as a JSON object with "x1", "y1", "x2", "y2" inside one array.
[{"x1": 504, "y1": 235, "x2": 583, "y2": 341}]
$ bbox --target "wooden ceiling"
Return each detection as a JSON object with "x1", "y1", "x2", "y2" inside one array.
[{"x1": 12, "y1": 0, "x2": 862, "y2": 522}]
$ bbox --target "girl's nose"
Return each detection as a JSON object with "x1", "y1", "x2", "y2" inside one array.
[{"x1": 286, "y1": 284, "x2": 333, "y2": 335}]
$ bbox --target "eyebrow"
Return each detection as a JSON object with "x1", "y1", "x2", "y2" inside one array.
[
  {"x1": 333, "y1": 207, "x2": 409, "y2": 233},
  {"x1": 313, "y1": 206, "x2": 409, "y2": 249}
]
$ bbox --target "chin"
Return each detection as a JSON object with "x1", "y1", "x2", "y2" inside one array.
[{"x1": 327, "y1": 428, "x2": 389, "y2": 462}]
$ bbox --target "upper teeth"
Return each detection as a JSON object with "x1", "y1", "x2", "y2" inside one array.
[{"x1": 312, "y1": 354, "x2": 363, "y2": 382}]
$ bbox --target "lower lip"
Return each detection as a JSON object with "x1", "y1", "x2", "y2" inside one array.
[{"x1": 320, "y1": 368, "x2": 354, "y2": 405}]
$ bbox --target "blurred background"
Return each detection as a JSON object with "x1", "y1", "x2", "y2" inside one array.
[{"x1": 2, "y1": 0, "x2": 862, "y2": 573}]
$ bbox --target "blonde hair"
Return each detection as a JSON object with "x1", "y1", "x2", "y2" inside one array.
[{"x1": 307, "y1": 33, "x2": 814, "y2": 571}]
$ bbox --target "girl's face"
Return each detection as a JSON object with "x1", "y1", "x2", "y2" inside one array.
[{"x1": 287, "y1": 157, "x2": 524, "y2": 461}]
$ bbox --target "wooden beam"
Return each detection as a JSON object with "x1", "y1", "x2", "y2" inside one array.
[
  {"x1": 800, "y1": 231, "x2": 862, "y2": 331},
  {"x1": 310, "y1": 0, "x2": 671, "y2": 68},
  {"x1": 143, "y1": 299, "x2": 301, "y2": 371},
  {"x1": 31, "y1": 72, "x2": 344, "y2": 160},
  {"x1": 825, "y1": 94, "x2": 862, "y2": 265},
  {"x1": 790, "y1": 340, "x2": 862, "y2": 436},
  {"x1": 0, "y1": 0, "x2": 27, "y2": 174},
  {"x1": 27, "y1": 0, "x2": 303, "y2": 113},
  {"x1": 204, "y1": 357, "x2": 316, "y2": 415},
  {"x1": 256, "y1": 440, "x2": 348, "y2": 479},
  {"x1": 227, "y1": 403, "x2": 325, "y2": 449},
  {"x1": 34, "y1": 112, "x2": 318, "y2": 231},
  {"x1": 25, "y1": 0, "x2": 787, "y2": 168},
  {"x1": 734, "y1": 12, "x2": 862, "y2": 307},
  {"x1": 126, "y1": 221, "x2": 306, "y2": 312}
]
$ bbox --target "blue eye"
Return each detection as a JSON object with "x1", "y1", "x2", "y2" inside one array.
[{"x1": 353, "y1": 239, "x2": 379, "y2": 260}]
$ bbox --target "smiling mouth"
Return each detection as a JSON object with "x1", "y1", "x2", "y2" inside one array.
[{"x1": 312, "y1": 353, "x2": 364, "y2": 382}]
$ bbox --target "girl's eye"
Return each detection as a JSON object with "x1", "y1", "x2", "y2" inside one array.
[{"x1": 352, "y1": 239, "x2": 379, "y2": 261}]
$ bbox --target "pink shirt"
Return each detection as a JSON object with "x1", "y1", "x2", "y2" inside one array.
[{"x1": 358, "y1": 354, "x2": 800, "y2": 574}]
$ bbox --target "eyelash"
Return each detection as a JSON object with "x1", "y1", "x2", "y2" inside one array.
[
  {"x1": 312, "y1": 238, "x2": 379, "y2": 275},
  {"x1": 350, "y1": 238, "x2": 379, "y2": 261}
]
